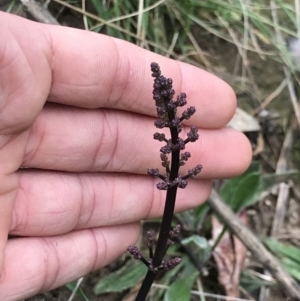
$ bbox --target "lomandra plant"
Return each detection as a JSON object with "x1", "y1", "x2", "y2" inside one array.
[{"x1": 128, "y1": 62, "x2": 202, "y2": 301}]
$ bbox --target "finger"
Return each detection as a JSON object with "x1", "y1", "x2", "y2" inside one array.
[
  {"x1": 0, "y1": 15, "x2": 51, "y2": 134},
  {"x1": 11, "y1": 170, "x2": 212, "y2": 236},
  {"x1": 0, "y1": 224, "x2": 139, "y2": 300},
  {"x1": 2, "y1": 12, "x2": 236, "y2": 129},
  {"x1": 24, "y1": 106, "x2": 252, "y2": 179},
  {"x1": 0, "y1": 14, "x2": 52, "y2": 275}
]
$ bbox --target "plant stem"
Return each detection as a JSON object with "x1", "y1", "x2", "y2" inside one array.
[
  {"x1": 135, "y1": 114, "x2": 180, "y2": 301},
  {"x1": 135, "y1": 270, "x2": 156, "y2": 301},
  {"x1": 153, "y1": 113, "x2": 180, "y2": 266}
]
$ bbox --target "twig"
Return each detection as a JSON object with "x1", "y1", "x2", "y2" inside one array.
[
  {"x1": 20, "y1": 0, "x2": 59, "y2": 25},
  {"x1": 271, "y1": 183, "x2": 290, "y2": 244},
  {"x1": 284, "y1": 69, "x2": 300, "y2": 128},
  {"x1": 276, "y1": 117, "x2": 297, "y2": 174},
  {"x1": 67, "y1": 277, "x2": 84, "y2": 301},
  {"x1": 251, "y1": 79, "x2": 287, "y2": 116},
  {"x1": 207, "y1": 189, "x2": 300, "y2": 299}
]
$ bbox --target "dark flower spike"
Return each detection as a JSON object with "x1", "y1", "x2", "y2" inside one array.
[{"x1": 128, "y1": 62, "x2": 202, "y2": 301}]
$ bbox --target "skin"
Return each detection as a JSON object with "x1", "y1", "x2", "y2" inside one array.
[{"x1": 0, "y1": 12, "x2": 252, "y2": 300}]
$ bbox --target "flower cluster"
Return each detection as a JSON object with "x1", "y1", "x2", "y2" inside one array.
[
  {"x1": 148, "y1": 62, "x2": 202, "y2": 190},
  {"x1": 128, "y1": 62, "x2": 202, "y2": 281},
  {"x1": 128, "y1": 225, "x2": 182, "y2": 273}
]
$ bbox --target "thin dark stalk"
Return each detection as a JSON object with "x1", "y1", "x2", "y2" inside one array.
[
  {"x1": 152, "y1": 129, "x2": 179, "y2": 266},
  {"x1": 135, "y1": 271, "x2": 156, "y2": 301}
]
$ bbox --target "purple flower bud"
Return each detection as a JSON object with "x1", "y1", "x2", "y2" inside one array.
[
  {"x1": 162, "y1": 257, "x2": 182, "y2": 271},
  {"x1": 154, "y1": 119, "x2": 166, "y2": 129},
  {"x1": 167, "y1": 101, "x2": 176, "y2": 110},
  {"x1": 170, "y1": 116, "x2": 181, "y2": 128},
  {"x1": 169, "y1": 224, "x2": 181, "y2": 238},
  {"x1": 128, "y1": 246, "x2": 142, "y2": 259},
  {"x1": 181, "y1": 106, "x2": 196, "y2": 120},
  {"x1": 147, "y1": 168, "x2": 160, "y2": 178},
  {"x1": 156, "y1": 106, "x2": 166, "y2": 116},
  {"x1": 181, "y1": 152, "x2": 191, "y2": 160},
  {"x1": 175, "y1": 93, "x2": 187, "y2": 106},
  {"x1": 147, "y1": 231, "x2": 155, "y2": 248},
  {"x1": 175, "y1": 176, "x2": 188, "y2": 188},
  {"x1": 175, "y1": 138, "x2": 185, "y2": 150},
  {"x1": 160, "y1": 144, "x2": 172, "y2": 154},
  {"x1": 188, "y1": 164, "x2": 203, "y2": 178},
  {"x1": 187, "y1": 126, "x2": 199, "y2": 142},
  {"x1": 154, "y1": 132, "x2": 166, "y2": 142},
  {"x1": 157, "y1": 181, "x2": 169, "y2": 190},
  {"x1": 167, "y1": 238, "x2": 175, "y2": 246},
  {"x1": 151, "y1": 62, "x2": 161, "y2": 77}
]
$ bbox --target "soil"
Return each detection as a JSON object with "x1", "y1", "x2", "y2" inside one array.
[{"x1": 3, "y1": 1, "x2": 300, "y2": 301}]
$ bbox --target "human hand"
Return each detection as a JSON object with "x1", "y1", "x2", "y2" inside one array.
[{"x1": 0, "y1": 12, "x2": 251, "y2": 300}]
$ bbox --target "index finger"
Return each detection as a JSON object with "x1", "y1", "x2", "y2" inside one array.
[{"x1": 3, "y1": 12, "x2": 236, "y2": 129}]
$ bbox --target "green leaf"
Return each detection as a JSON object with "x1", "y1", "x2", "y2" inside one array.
[
  {"x1": 220, "y1": 162, "x2": 260, "y2": 204},
  {"x1": 226, "y1": 172, "x2": 260, "y2": 211},
  {"x1": 66, "y1": 281, "x2": 89, "y2": 301},
  {"x1": 240, "y1": 270, "x2": 273, "y2": 291},
  {"x1": 94, "y1": 259, "x2": 147, "y2": 294},
  {"x1": 164, "y1": 262, "x2": 199, "y2": 301},
  {"x1": 221, "y1": 165, "x2": 299, "y2": 212},
  {"x1": 263, "y1": 238, "x2": 300, "y2": 265},
  {"x1": 181, "y1": 235, "x2": 211, "y2": 263},
  {"x1": 263, "y1": 238, "x2": 300, "y2": 281},
  {"x1": 281, "y1": 257, "x2": 300, "y2": 281}
]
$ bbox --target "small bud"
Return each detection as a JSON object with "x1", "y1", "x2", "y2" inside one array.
[
  {"x1": 128, "y1": 246, "x2": 142, "y2": 259},
  {"x1": 188, "y1": 164, "x2": 203, "y2": 178},
  {"x1": 175, "y1": 176, "x2": 188, "y2": 188},
  {"x1": 170, "y1": 116, "x2": 181, "y2": 128},
  {"x1": 175, "y1": 93, "x2": 187, "y2": 106},
  {"x1": 157, "y1": 181, "x2": 169, "y2": 190},
  {"x1": 147, "y1": 168, "x2": 160, "y2": 178},
  {"x1": 162, "y1": 257, "x2": 182, "y2": 271},
  {"x1": 154, "y1": 119, "x2": 166, "y2": 129},
  {"x1": 174, "y1": 138, "x2": 185, "y2": 151},
  {"x1": 146, "y1": 231, "x2": 155, "y2": 248},
  {"x1": 187, "y1": 126, "x2": 199, "y2": 142},
  {"x1": 154, "y1": 132, "x2": 166, "y2": 142},
  {"x1": 151, "y1": 62, "x2": 161, "y2": 77},
  {"x1": 156, "y1": 106, "x2": 167, "y2": 116},
  {"x1": 160, "y1": 144, "x2": 172, "y2": 154},
  {"x1": 181, "y1": 106, "x2": 196, "y2": 120},
  {"x1": 170, "y1": 224, "x2": 181, "y2": 237}
]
